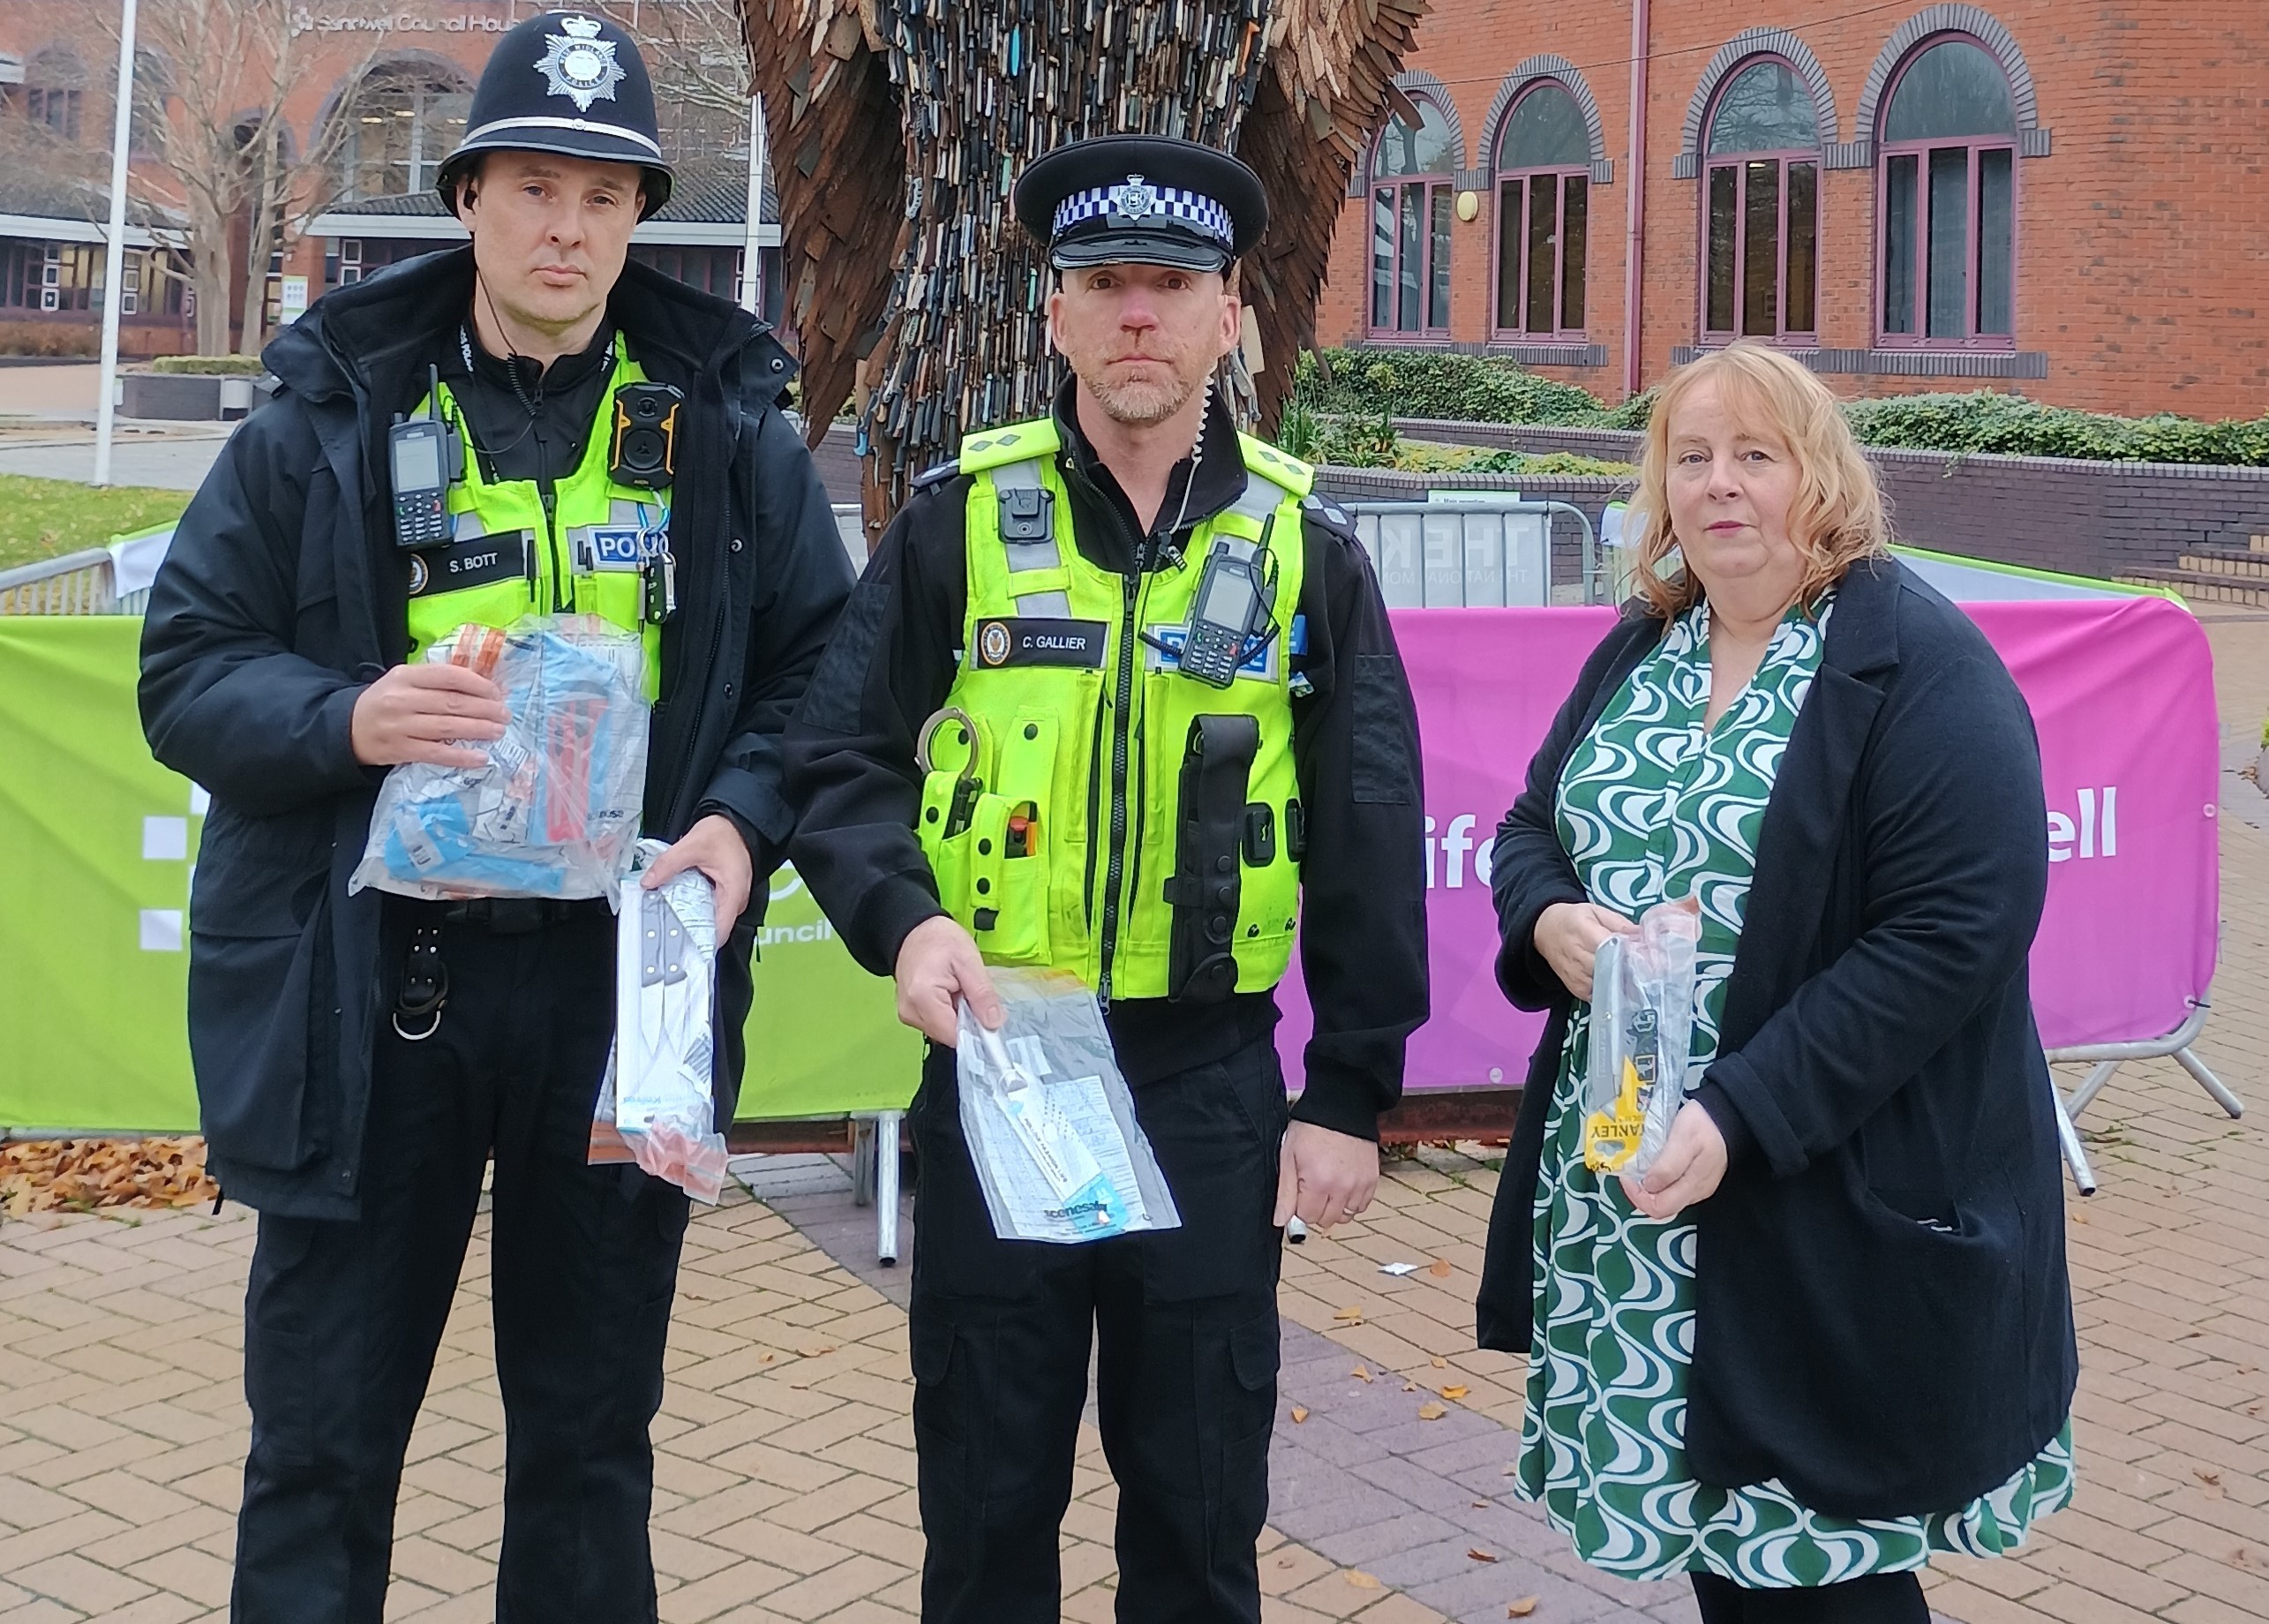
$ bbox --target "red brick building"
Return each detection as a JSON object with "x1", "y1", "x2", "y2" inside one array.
[
  {"x1": 1, "y1": 1, "x2": 778, "y2": 358},
  {"x1": 1317, "y1": 0, "x2": 2268, "y2": 419}
]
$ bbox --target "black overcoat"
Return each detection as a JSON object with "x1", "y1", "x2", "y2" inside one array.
[
  {"x1": 139, "y1": 248, "x2": 853, "y2": 1218},
  {"x1": 1476, "y1": 558, "x2": 2079, "y2": 1519}
]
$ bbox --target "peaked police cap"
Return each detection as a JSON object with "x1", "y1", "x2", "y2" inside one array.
[
  {"x1": 1013, "y1": 134, "x2": 1266, "y2": 273},
  {"x1": 435, "y1": 11, "x2": 672, "y2": 219}
]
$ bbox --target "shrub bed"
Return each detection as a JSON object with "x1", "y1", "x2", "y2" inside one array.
[{"x1": 1296, "y1": 348, "x2": 2269, "y2": 467}]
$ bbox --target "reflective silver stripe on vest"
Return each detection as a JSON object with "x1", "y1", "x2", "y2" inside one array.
[
  {"x1": 995, "y1": 458, "x2": 1071, "y2": 617},
  {"x1": 1227, "y1": 470, "x2": 1282, "y2": 527}
]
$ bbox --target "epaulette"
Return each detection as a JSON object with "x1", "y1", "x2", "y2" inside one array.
[
  {"x1": 910, "y1": 458, "x2": 961, "y2": 491},
  {"x1": 1300, "y1": 491, "x2": 1360, "y2": 542}
]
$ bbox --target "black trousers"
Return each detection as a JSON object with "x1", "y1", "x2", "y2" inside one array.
[
  {"x1": 1692, "y1": 1570, "x2": 1930, "y2": 1623},
  {"x1": 231, "y1": 901, "x2": 691, "y2": 1624},
  {"x1": 908, "y1": 1034, "x2": 1289, "y2": 1624}
]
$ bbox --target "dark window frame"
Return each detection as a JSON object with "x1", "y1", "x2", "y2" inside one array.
[
  {"x1": 1873, "y1": 34, "x2": 2019, "y2": 352},
  {"x1": 1366, "y1": 101, "x2": 1457, "y2": 341},
  {"x1": 1695, "y1": 56, "x2": 1822, "y2": 348},
  {"x1": 1490, "y1": 82, "x2": 1590, "y2": 342}
]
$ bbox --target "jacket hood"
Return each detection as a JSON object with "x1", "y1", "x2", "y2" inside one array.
[{"x1": 263, "y1": 245, "x2": 796, "y2": 413}]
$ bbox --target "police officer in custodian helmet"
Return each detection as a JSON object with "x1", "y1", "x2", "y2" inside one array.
[
  {"x1": 783, "y1": 134, "x2": 1430, "y2": 1622},
  {"x1": 138, "y1": 13, "x2": 853, "y2": 1620}
]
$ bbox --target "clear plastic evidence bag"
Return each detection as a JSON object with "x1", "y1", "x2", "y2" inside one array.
[
  {"x1": 1582, "y1": 897, "x2": 1702, "y2": 1178},
  {"x1": 588, "y1": 840, "x2": 729, "y2": 1204},
  {"x1": 351, "y1": 615, "x2": 648, "y2": 902},
  {"x1": 954, "y1": 968, "x2": 1181, "y2": 1244}
]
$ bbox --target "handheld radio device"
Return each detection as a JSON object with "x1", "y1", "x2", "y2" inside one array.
[
  {"x1": 1177, "y1": 524, "x2": 1273, "y2": 688},
  {"x1": 389, "y1": 365, "x2": 462, "y2": 550}
]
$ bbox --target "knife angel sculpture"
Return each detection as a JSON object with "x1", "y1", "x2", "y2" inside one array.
[{"x1": 743, "y1": 0, "x2": 1429, "y2": 530}]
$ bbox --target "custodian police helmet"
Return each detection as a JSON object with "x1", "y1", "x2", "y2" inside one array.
[
  {"x1": 434, "y1": 11, "x2": 673, "y2": 220},
  {"x1": 1012, "y1": 134, "x2": 1268, "y2": 274}
]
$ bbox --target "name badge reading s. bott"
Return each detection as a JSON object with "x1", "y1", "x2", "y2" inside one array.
[
  {"x1": 973, "y1": 618, "x2": 1108, "y2": 669},
  {"x1": 408, "y1": 535, "x2": 523, "y2": 598}
]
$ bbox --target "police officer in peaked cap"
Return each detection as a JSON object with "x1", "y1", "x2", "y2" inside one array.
[
  {"x1": 784, "y1": 133, "x2": 1430, "y2": 1622},
  {"x1": 139, "y1": 12, "x2": 853, "y2": 1620}
]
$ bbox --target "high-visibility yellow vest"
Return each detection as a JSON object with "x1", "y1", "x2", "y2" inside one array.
[
  {"x1": 403, "y1": 335, "x2": 667, "y2": 696},
  {"x1": 917, "y1": 416, "x2": 1311, "y2": 1002}
]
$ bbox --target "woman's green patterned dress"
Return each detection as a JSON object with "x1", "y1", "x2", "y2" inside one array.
[{"x1": 1516, "y1": 596, "x2": 2073, "y2": 1587}]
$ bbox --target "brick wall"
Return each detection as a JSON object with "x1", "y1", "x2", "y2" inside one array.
[
  {"x1": 1319, "y1": 0, "x2": 2269, "y2": 421},
  {"x1": 1391, "y1": 417, "x2": 2269, "y2": 577}
]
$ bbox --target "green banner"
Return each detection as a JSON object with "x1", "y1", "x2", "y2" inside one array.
[{"x1": 0, "y1": 616, "x2": 916, "y2": 1134}]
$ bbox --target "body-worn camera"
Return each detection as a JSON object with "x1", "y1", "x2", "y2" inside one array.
[{"x1": 609, "y1": 381, "x2": 681, "y2": 489}]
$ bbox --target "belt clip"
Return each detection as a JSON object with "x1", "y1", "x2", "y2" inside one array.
[{"x1": 392, "y1": 922, "x2": 449, "y2": 1041}]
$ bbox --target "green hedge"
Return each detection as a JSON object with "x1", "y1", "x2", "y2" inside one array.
[{"x1": 1296, "y1": 349, "x2": 2269, "y2": 467}]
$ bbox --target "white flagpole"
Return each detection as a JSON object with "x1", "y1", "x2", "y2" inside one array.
[
  {"x1": 739, "y1": 92, "x2": 765, "y2": 315},
  {"x1": 93, "y1": 0, "x2": 140, "y2": 487}
]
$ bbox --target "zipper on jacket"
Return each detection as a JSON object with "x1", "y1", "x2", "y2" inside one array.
[
  {"x1": 1096, "y1": 526, "x2": 1148, "y2": 1008},
  {"x1": 539, "y1": 477, "x2": 566, "y2": 613}
]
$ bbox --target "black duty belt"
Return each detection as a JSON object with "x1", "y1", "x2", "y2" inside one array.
[
  {"x1": 442, "y1": 897, "x2": 602, "y2": 933},
  {"x1": 389, "y1": 897, "x2": 607, "y2": 1041}
]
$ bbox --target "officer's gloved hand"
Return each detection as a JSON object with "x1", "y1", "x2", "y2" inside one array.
[{"x1": 895, "y1": 914, "x2": 1003, "y2": 1046}]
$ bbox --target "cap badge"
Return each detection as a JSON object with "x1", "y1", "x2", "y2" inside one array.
[
  {"x1": 1107, "y1": 175, "x2": 1159, "y2": 222},
  {"x1": 536, "y1": 15, "x2": 624, "y2": 113}
]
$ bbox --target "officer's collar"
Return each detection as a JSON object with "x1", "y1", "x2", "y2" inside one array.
[
  {"x1": 452, "y1": 316, "x2": 618, "y2": 397},
  {"x1": 1050, "y1": 372, "x2": 1246, "y2": 541}
]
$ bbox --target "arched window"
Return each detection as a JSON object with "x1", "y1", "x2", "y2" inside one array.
[
  {"x1": 1369, "y1": 99, "x2": 1456, "y2": 336},
  {"x1": 1700, "y1": 58, "x2": 1819, "y2": 342},
  {"x1": 1493, "y1": 83, "x2": 1589, "y2": 338},
  {"x1": 1876, "y1": 37, "x2": 2017, "y2": 348},
  {"x1": 26, "y1": 46, "x2": 87, "y2": 142},
  {"x1": 334, "y1": 63, "x2": 473, "y2": 202}
]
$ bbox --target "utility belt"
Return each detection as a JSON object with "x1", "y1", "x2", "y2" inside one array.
[{"x1": 389, "y1": 896, "x2": 612, "y2": 1041}]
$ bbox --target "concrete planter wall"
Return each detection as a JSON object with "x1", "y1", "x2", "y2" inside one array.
[
  {"x1": 1393, "y1": 417, "x2": 2269, "y2": 580},
  {"x1": 120, "y1": 372, "x2": 264, "y2": 421}
]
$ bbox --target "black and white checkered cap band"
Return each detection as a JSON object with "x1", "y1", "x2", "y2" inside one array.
[{"x1": 1052, "y1": 177, "x2": 1234, "y2": 247}]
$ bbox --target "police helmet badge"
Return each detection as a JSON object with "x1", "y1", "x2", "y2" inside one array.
[
  {"x1": 1107, "y1": 175, "x2": 1159, "y2": 223},
  {"x1": 535, "y1": 15, "x2": 625, "y2": 113},
  {"x1": 978, "y1": 620, "x2": 1012, "y2": 667}
]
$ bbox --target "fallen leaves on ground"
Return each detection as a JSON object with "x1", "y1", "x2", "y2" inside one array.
[
  {"x1": 1351, "y1": 1365, "x2": 1373, "y2": 1382},
  {"x1": 1468, "y1": 1548, "x2": 1498, "y2": 1562},
  {"x1": 1442, "y1": 1384, "x2": 1470, "y2": 1400},
  {"x1": 1429, "y1": 1258, "x2": 1453, "y2": 1277},
  {"x1": 1290, "y1": 1406, "x2": 1310, "y2": 1424},
  {"x1": 1334, "y1": 1304, "x2": 1365, "y2": 1324},
  {"x1": 1346, "y1": 1569, "x2": 1380, "y2": 1590},
  {"x1": 1431, "y1": 1356, "x2": 1449, "y2": 1368},
  {"x1": 1417, "y1": 1402, "x2": 1447, "y2": 1420},
  {"x1": 1508, "y1": 1598, "x2": 1539, "y2": 1617},
  {"x1": 2198, "y1": 1470, "x2": 2225, "y2": 1497},
  {"x1": 1, "y1": 1137, "x2": 218, "y2": 1215}
]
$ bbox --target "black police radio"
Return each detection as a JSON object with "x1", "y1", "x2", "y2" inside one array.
[
  {"x1": 1177, "y1": 525, "x2": 1274, "y2": 688},
  {"x1": 389, "y1": 364, "x2": 464, "y2": 549},
  {"x1": 609, "y1": 381, "x2": 681, "y2": 488}
]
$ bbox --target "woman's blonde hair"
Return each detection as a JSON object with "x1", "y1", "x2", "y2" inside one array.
[{"x1": 1628, "y1": 342, "x2": 1891, "y2": 619}]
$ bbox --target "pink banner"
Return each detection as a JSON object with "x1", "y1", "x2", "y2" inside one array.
[{"x1": 1279, "y1": 598, "x2": 2221, "y2": 1091}]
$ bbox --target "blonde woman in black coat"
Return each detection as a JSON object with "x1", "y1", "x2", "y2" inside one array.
[{"x1": 1476, "y1": 344, "x2": 2077, "y2": 1623}]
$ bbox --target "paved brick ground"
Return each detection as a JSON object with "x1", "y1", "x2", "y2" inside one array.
[{"x1": 2, "y1": 607, "x2": 2264, "y2": 1623}]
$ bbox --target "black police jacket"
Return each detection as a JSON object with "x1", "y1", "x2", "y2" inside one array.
[
  {"x1": 138, "y1": 247, "x2": 853, "y2": 1219},
  {"x1": 1476, "y1": 559, "x2": 2078, "y2": 1518},
  {"x1": 782, "y1": 381, "x2": 1429, "y2": 1138}
]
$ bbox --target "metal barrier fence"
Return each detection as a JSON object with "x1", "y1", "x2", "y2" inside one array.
[
  {"x1": 0, "y1": 550, "x2": 145, "y2": 616},
  {"x1": 1343, "y1": 500, "x2": 1603, "y2": 607}
]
